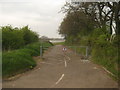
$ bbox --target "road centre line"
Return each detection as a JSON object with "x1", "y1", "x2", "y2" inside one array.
[
  {"x1": 64, "y1": 57, "x2": 67, "y2": 68},
  {"x1": 63, "y1": 54, "x2": 71, "y2": 68},
  {"x1": 66, "y1": 56, "x2": 71, "y2": 61},
  {"x1": 64, "y1": 55, "x2": 71, "y2": 61},
  {"x1": 55, "y1": 74, "x2": 65, "y2": 85},
  {"x1": 65, "y1": 60, "x2": 67, "y2": 67}
]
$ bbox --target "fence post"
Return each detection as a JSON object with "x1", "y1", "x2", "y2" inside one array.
[
  {"x1": 75, "y1": 46, "x2": 77, "y2": 55},
  {"x1": 40, "y1": 46, "x2": 42, "y2": 57},
  {"x1": 86, "y1": 46, "x2": 89, "y2": 58}
]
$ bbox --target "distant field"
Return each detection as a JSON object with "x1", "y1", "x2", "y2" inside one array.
[
  {"x1": 53, "y1": 42, "x2": 65, "y2": 45},
  {"x1": 50, "y1": 40, "x2": 65, "y2": 43}
]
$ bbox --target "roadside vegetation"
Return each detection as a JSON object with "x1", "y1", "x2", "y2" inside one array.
[
  {"x1": 53, "y1": 42, "x2": 65, "y2": 45},
  {"x1": 59, "y1": 2, "x2": 120, "y2": 79},
  {"x1": 2, "y1": 25, "x2": 39, "y2": 51},
  {"x1": 1, "y1": 25, "x2": 53, "y2": 77}
]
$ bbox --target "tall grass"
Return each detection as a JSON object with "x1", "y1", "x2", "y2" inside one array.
[
  {"x1": 3, "y1": 50, "x2": 36, "y2": 77},
  {"x1": 53, "y1": 42, "x2": 65, "y2": 45},
  {"x1": 91, "y1": 45, "x2": 119, "y2": 79},
  {"x1": 3, "y1": 41, "x2": 53, "y2": 77}
]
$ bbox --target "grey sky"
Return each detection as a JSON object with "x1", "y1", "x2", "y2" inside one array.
[{"x1": 0, "y1": 0, "x2": 66, "y2": 38}]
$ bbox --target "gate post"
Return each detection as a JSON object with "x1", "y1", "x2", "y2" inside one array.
[
  {"x1": 86, "y1": 46, "x2": 89, "y2": 58},
  {"x1": 75, "y1": 46, "x2": 77, "y2": 55},
  {"x1": 40, "y1": 46, "x2": 42, "y2": 57}
]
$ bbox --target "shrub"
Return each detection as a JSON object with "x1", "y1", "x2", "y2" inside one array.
[
  {"x1": 2, "y1": 41, "x2": 53, "y2": 77},
  {"x1": 1, "y1": 25, "x2": 39, "y2": 51},
  {"x1": 2, "y1": 50, "x2": 36, "y2": 77},
  {"x1": 91, "y1": 45, "x2": 119, "y2": 77}
]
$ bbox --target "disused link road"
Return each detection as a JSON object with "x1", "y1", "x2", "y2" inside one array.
[{"x1": 3, "y1": 45, "x2": 118, "y2": 88}]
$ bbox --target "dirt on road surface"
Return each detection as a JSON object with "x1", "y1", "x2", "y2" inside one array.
[{"x1": 3, "y1": 45, "x2": 118, "y2": 88}]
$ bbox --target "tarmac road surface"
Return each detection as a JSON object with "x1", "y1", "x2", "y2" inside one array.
[{"x1": 2, "y1": 45, "x2": 118, "y2": 88}]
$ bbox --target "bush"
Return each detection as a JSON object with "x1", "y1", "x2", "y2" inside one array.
[
  {"x1": 1, "y1": 25, "x2": 39, "y2": 51},
  {"x1": 2, "y1": 41, "x2": 53, "y2": 77},
  {"x1": 2, "y1": 26, "x2": 25, "y2": 51},
  {"x1": 91, "y1": 45, "x2": 119, "y2": 78},
  {"x1": 24, "y1": 42, "x2": 41, "y2": 56},
  {"x1": 3, "y1": 50, "x2": 36, "y2": 77},
  {"x1": 21, "y1": 26, "x2": 39, "y2": 45}
]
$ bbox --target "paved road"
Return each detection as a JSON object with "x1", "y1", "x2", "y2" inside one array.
[{"x1": 3, "y1": 45, "x2": 118, "y2": 88}]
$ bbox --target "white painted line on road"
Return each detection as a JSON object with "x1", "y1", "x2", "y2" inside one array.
[
  {"x1": 93, "y1": 67, "x2": 98, "y2": 70},
  {"x1": 12, "y1": 83, "x2": 15, "y2": 87},
  {"x1": 66, "y1": 56, "x2": 71, "y2": 61},
  {"x1": 64, "y1": 55, "x2": 71, "y2": 61},
  {"x1": 102, "y1": 67, "x2": 116, "y2": 77},
  {"x1": 55, "y1": 74, "x2": 65, "y2": 85},
  {"x1": 65, "y1": 60, "x2": 67, "y2": 67},
  {"x1": 64, "y1": 57, "x2": 67, "y2": 68}
]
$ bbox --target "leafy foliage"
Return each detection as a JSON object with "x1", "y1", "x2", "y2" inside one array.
[
  {"x1": 1, "y1": 25, "x2": 39, "y2": 51},
  {"x1": 2, "y1": 42, "x2": 53, "y2": 77},
  {"x1": 59, "y1": 2, "x2": 119, "y2": 79}
]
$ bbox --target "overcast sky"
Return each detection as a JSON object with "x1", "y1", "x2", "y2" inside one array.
[{"x1": 0, "y1": 0, "x2": 67, "y2": 38}]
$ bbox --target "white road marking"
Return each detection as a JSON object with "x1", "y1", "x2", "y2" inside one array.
[
  {"x1": 64, "y1": 57, "x2": 67, "y2": 68},
  {"x1": 68, "y1": 57, "x2": 71, "y2": 60},
  {"x1": 64, "y1": 55, "x2": 71, "y2": 61},
  {"x1": 66, "y1": 56, "x2": 71, "y2": 61},
  {"x1": 102, "y1": 67, "x2": 116, "y2": 77},
  {"x1": 12, "y1": 83, "x2": 15, "y2": 87},
  {"x1": 65, "y1": 60, "x2": 67, "y2": 67},
  {"x1": 93, "y1": 67, "x2": 98, "y2": 69},
  {"x1": 55, "y1": 74, "x2": 65, "y2": 85}
]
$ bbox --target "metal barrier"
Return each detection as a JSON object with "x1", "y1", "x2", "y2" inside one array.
[
  {"x1": 40, "y1": 45, "x2": 90, "y2": 59},
  {"x1": 68, "y1": 46, "x2": 89, "y2": 59},
  {"x1": 40, "y1": 46, "x2": 50, "y2": 57}
]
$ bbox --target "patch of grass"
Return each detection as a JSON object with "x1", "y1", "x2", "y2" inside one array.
[
  {"x1": 76, "y1": 47, "x2": 86, "y2": 56},
  {"x1": 53, "y1": 42, "x2": 65, "y2": 45},
  {"x1": 91, "y1": 45, "x2": 119, "y2": 79},
  {"x1": 2, "y1": 41, "x2": 53, "y2": 77},
  {"x1": 67, "y1": 46, "x2": 86, "y2": 57},
  {"x1": 42, "y1": 41, "x2": 54, "y2": 47},
  {"x1": 2, "y1": 50, "x2": 36, "y2": 77}
]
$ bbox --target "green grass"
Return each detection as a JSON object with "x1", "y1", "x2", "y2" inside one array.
[
  {"x1": 74, "y1": 47, "x2": 86, "y2": 56},
  {"x1": 66, "y1": 45, "x2": 87, "y2": 57},
  {"x1": 65, "y1": 40, "x2": 119, "y2": 80},
  {"x1": 2, "y1": 41, "x2": 53, "y2": 77},
  {"x1": 53, "y1": 42, "x2": 65, "y2": 45},
  {"x1": 3, "y1": 50, "x2": 36, "y2": 77},
  {"x1": 91, "y1": 45, "x2": 119, "y2": 79}
]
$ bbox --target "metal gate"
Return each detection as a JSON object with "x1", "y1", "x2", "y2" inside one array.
[
  {"x1": 67, "y1": 46, "x2": 90, "y2": 59},
  {"x1": 40, "y1": 45, "x2": 90, "y2": 59},
  {"x1": 40, "y1": 46, "x2": 51, "y2": 57}
]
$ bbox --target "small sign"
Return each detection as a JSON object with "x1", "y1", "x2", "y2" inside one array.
[{"x1": 63, "y1": 47, "x2": 67, "y2": 51}]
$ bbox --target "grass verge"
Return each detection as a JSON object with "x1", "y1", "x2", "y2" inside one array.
[
  {"x1": 3, "y1": 41, "x2": 53, "y2": 78},
  {"x1": 91, "y1": 45, "x2": 119, "y2": 80},
  {"x1": 53, "y1": 42, "x2": 65, "y2": 45}
]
